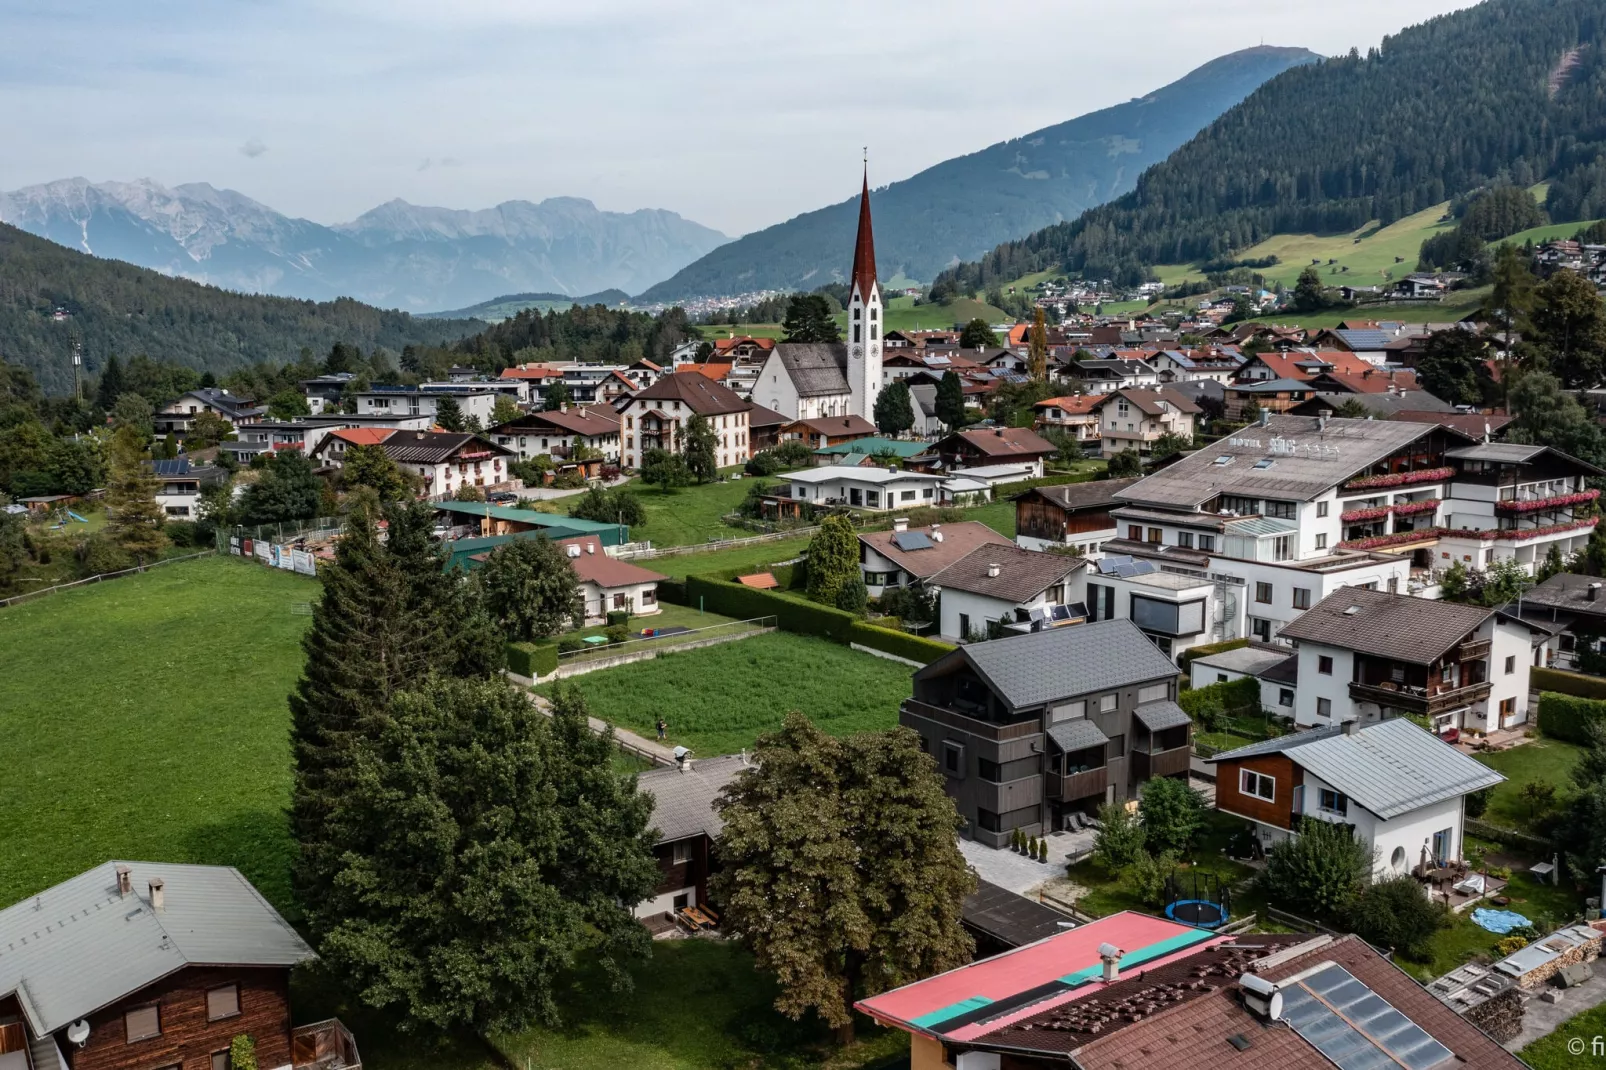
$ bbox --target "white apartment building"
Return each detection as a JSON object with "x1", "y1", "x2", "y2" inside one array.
[{"x1": 355, "y1": 387, "x2": 499, "y2": 426}]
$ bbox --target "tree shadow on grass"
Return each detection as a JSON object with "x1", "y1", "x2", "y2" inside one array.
[{"x1": 181, "y1": 806, "x2": 297, "y2": 918}]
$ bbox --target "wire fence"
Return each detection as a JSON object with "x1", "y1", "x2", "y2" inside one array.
[
  {"x1": 0, "y1": 550, "x2": 217, "y2": 609},
  {"x1": 554, "y1": 615, "x2": 777, "y2": 670}
]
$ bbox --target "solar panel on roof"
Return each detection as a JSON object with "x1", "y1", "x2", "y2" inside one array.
[
  {"x1": 1097, "y1": 555, "x2": 1134, "y2": 576},
  {"x1": 892, "y1": 531, "x2": 934, "y2": 552},
  {"x1": 1279, "y1": 964, "x2": 1453, "y2": 1070}
]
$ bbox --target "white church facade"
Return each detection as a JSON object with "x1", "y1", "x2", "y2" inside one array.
[{"x1": 754, "y1": 170, "x2": 885, "y2": 423}]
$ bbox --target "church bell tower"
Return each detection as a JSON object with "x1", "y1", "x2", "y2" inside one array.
[{"x1": 846, "y1": 164, "x2": 882, "y2": 420}]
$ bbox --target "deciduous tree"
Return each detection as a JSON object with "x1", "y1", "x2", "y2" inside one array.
[
  {"x1": 341, "y1": 442, "x2": 411, "y2": 502},
  {"x1": 1506, "y1": 369, "x2": 1606, "y2": 468},
  {"x1": 491, "y1": 394, "x2": 522, "y2": 426},
  {"x1": 479, "y1": 535, "x2": 584, "y2": 640},
  {"x1": 681, "y1": 413, "x2": 718, "y2": 483},
  {"x1": 542, "y1": 380, "x2": 573, "y2": 411},
  {"x1": 238, "y1": 448, "x2": 323, "y2": 525},
  {"x1": 1529, "y1": 269, "x2": 1606, "y2": 388},
  {"x1": 1416, "y1": 329, "x2": 1493, "y2": 406},
  {"x1": 713, "y1": 714, "x2": 973, "y2": 1044},
  {"x1": 1138, "y1": 776, "x2": 1205, "y2": 855},
  {"x1": 267, "y1": 390, "x2": 311, "y2": 420},
  {"x1": 640, "y1": 447, "x2": 690, "y2": 492},
  {"x1": 1027, "y1": 307, "x2": 1049, "y2": 381},
  {"x1": 959, "y1": 318, "x2": 997, "y2": 348},
  {"x1": 1107, "y1": 450, "x2": 1142, "y2": 478},
  {"x1": 567, "y1": 485, "x2": 646, "y2": 528},
  {"x1": 1260, "y1": 816, "x2": 1371, "y2": 920},
  {"x1": 111, "y1": 392, "x2": 154, "y2": 437}
]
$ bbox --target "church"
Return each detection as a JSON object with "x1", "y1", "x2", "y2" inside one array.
[{"x1": 753, "y1": 169, "x2": 885, "y2": 421}]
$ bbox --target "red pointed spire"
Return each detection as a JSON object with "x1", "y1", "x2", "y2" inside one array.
[{"x1": 850, "y1": 164, "x2": 877, "y2": 303}]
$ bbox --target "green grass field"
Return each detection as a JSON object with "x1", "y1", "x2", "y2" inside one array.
[
  {"x1": 1500, "y1": 218, "x2": 1605, "y2": 247},
  {"x1": 1474, "y1": 737, "x2": 1584, "y2": 833},
  {"x1": 0, "y1": 556, "x2": 316, "y2": 912},
  {"x1": 647, "y1": 536, "x2": 812, "y2": 579},
  {"x1": 1520, "y1": 1002, "x2": 1606, "y2": 1069},
  {"x1": 542, "y1": 632, "x2": 913, "y2": 756}
]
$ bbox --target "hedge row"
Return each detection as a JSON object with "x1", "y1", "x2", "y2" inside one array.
[
  {"x1": 848, "y1": 621, "x2": 956, "y2": 664},
  {"x1": 1533, "y1": 666, "x2": 1606, "y2": 702},
  {"x1": 506, "y1": 641, "x2": 559, "y2": 680},
  {"x1": 681, "y1": 574, "x2": 954, "y2": 665},
  {"x1": 1179, "y1": 676, "x2": 1262, "y2": 718},
  {"x1": 1177, "y1": 638, "x2": 1250, "y2": 677},
  {"x1": 1536, "y1": 691, "x2": 1606, "y2": 745},
  {"x1": 1464, "y1": 818, "x2": 1556, "y2": 854}
]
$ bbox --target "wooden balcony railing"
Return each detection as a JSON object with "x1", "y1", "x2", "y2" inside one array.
[
  {"x1": 1458, "y1": 639, "x2": 1491, "y2": 661},
  {"x1": 1349, "y1": 680, "x2": 1492, "y2": 716},
  {"x1": 900, "y1": 699, "x2": 1040, "y2": 742},
  {"x1": 1047, "y1": 765, "x2": 1108, "y2": 801},
  {"x1": 1131, "y1": 746, "x2": 1192, "y2": 781},
  {"x1": 293, "y1": 1019, "x2": 361, "y2": 1070}
]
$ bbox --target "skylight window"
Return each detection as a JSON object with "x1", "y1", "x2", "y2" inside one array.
[
  {"x1": 1253, "y1": 459, "x2": 1276, "y2": 470},
  {"x1": 1214, "y1": 455, "x2": 1234, "y2": 466}
]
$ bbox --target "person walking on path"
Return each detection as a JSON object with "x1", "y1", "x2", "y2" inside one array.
[{"x1": 656, "y1": 717, "x2": 668, "y2": 741}]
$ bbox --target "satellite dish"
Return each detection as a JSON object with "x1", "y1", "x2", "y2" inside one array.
[{"x1": 67, "y1": 1020, "x2": 90, "y2": 1046}]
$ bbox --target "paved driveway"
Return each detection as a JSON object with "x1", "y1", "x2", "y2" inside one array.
[
  {"x1": 960, "y1": 830, "x2": 1097, "y2": 896},
  {"x1": 1505, "y1": 966, "x2": 1606, "y2": 1052}
]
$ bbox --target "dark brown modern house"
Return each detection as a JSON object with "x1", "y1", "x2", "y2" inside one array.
[
  {"x1": 1012, "y1": 477, "x2": 1141, "y2": 555},
  {"x1": 901, "y1": 620, "x2": 1189, "y2": 846},
  {"x1": 0, "y1": 861, "x2": 357, "y2": 1070}
]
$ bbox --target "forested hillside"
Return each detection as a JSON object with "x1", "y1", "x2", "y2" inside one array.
[
  {"x1": 936, "y1": 0, "x2": 1606, "y2": 291},
  {"x1": 0, "y1": 223, "x2": 481, "y2": 395},
  {"x1": 638, "y1": 46, "x2": 1317, "y2": 301}
]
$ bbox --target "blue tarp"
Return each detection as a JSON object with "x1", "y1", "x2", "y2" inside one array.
[{"x1": 1471, "y1": 908, "x2": 1532, "y2": 934}]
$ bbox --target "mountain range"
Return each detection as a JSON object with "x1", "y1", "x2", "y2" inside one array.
[
  {"x1": 0, "y1": 181, "x2": 729, "y2": 311},
  {"x1": 637, "y1": 45, "x2": 1320, "y2": 303},
  {"x1": 936, "y1": 0, "x2": 1606, "y2": 292}
]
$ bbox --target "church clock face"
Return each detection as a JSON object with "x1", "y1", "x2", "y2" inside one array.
[{"x1": 850, "y1": 345, "x2": 863, "y2": 359}]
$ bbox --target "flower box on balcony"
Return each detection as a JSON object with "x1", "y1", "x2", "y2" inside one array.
[
  {"x1": 1343, "y1": 466, "x2": 1455, "y2": 491},
  {"x1": 1494, "y1": 489, "x2": 1601, "y2": 515},
  {"x1": 1393, "y1": 499, "x2": 1443, "y2": 517},
  {"x1": 1487, "y1": 516, "x2": 1599, "y2": 541}
]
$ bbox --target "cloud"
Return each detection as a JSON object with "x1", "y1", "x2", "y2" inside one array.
[{"x1": 239, "y1": 137, "x2": 267, "y2": 159}]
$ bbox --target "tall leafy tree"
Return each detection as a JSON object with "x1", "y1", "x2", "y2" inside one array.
[
  {"x1": 935, "y1": 370, "x2": 966, "y2": 430},
  {"x1": 268, "y1": 390, "x2": 311, "y2": 420},
  {"x1": 105, "y1": 424, "x2": 168, "y2": 563},
  {"x1": 1506, "y1": 369, "x2": 1606, "y2": 468},
  {"x1": 781, "y1": 295, "x2": 841, "y2": 344},
  {"x1": 1027, "y1": 306, "x2": 1048, "y2": 381},
  {"x1": 567, "y1": 485, "x2": 646, "y2": 528},
  {"x1": 713, "y1": 714, "x2": 973, "y2": 1044},
  {"x1": 542, "y1": 380, "x2": 573, "y2": 411},
  {"x1": 1293, "y1": 267, "x2": 1328, "y2": 313},
  {"x1": 1528, "y1": 269, "x2": 1606, "y2": 388},
  {"x1": 1139, "y1": 777, "x2": 1205, "y2": 855},
  {"x1": 491, "y1": 394, "x2": 522, "y2": 426},
  {"x1": 681, "y1": 413, "x2": 718, "y2": 483},
  {"x1": 479, "y1": 535, "x2": 584, "y2": 640},
  {"x1": 341, "y1": 442, "x2": 411, "y2": 501},
  {"x1": 238, "y1": 448, "x2": 324, "y2": 525},
  {"x1": 1489, "y1": 243, "x2": 1535, "y2": 355},
  {"x1": 1416, "y1": 329, "x2": 1493, "y2": 406},
  {"x1": 0, "y1": 510, "x2": 28, "y2": 592},
  {"x1": 315, "y1": 676, "x2": 658, "y2": 1033},
  {"x1": 111, "y1": 392, "x2": 154, "y2": 437},
  {"x1": 873, "y1": 380, "x2": 915, "y2": 436},
  {"x1": 640, "y1": 447, "x2": 691, "y2": 492},
  {"x1": 958, "y1": 318, "x2": 997, "y2": 348},
  {"x1": 805, "y1": 514, "x2": 860, "y2": 606},
  {"x1": 1260, "y1": 817, "x2": 1370, "y2": 920}
]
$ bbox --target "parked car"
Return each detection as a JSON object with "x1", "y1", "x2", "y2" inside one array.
[{"x1": 487, "y1": 491, "x2": 518, "y2": 505}]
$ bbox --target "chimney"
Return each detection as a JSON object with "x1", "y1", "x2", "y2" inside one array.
[
  {"x1": 1099, "y1": 943, "x2": 1124, "y2": 983},
  {"x1": 995, "y1": 427, "x2": 1004, "y2": 436},
  {"x1": 1342, "y1": 719, "x2": 1357, "y2": 735},
  {"x1": 1590, "y1": 583, "x2": 1602, "y2": 603},
  {"x1": 893, "y1": 517, "x2": 909, "y2": 533},
  {"x1": 148, "y1": 878, "x2": 165, "y2": 913},
  {"x1": 116, "y1": 865, "x2": 133, "y2": 898},
  {"x1": 987, "y1": 563, "x2": 1001, "y2": 578},
  {"x1": 1258, "y1": 408, "x2": 1271, "y2": 428}
]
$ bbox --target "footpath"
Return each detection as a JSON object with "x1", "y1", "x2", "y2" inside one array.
[{"x1": 520, "y1": 687, "x2": 677, "y2": 766}]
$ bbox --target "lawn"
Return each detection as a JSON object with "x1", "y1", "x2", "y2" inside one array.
[
  {"x1": 492, "y1": 940, "x2": 908, "y2": 1070},
  {"x1": 1521, "y1": 1002, "x2": 1606, "y2": 1069},
  {"x1": 1065, "y1": 811, "x2": 1257, "y2": 918},
  {"x1": 539, "y1": 631, "x2": 914, "y2": 756},
  {"x1": 1391, "y1": 867, "x2": 1585, "y2": 982},
  {"x1": 647, "y1": 536, "x2": 812, "y2": 579},
  {"x1": 0, "y1": 555, "x2": 316, "y2": 912},
  {"x1": 1474, "y1": 737, "x2": 1585, "y2": 833}
]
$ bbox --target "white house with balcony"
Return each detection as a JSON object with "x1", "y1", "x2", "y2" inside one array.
[
  {"x1": 355, "y1": 386, "x2": 500, "y2": 426},
  {"x1": 784, "y1": 465, "x2": 946, "y2": 512},
  {"x1": 1207, "y1": 718, "x2": 1505, "y2": 880},
  {"x1": 1089, "y1": 387, "x2": 1201, "y2": 459}
]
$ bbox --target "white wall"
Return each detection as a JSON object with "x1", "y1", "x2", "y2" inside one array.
[
  {"x1": 1301, "y1": 771, "x2": 1465, "y2": 879},
  {"x1": 938, "y1": 589, "x2": 1038, "y2": 641},
  {"x1": 1293, "y1": 642, "x2": 1356, "y2": 727},
  {"x1": 581, "y1": 580, "x2": 661, "y2": 624},
  {"x1": 1484, "y1": 618, "x2": 1534, "y2": 732},
  {"x1": 633, "y1": 883, "x2": 695, "y2": 918},
  {"x1": 1017, "y1": 524, "x2": 1117, "y2": 557},
  {"x1": 788, "y1": 473, "x2": 941, "y2": 511}
]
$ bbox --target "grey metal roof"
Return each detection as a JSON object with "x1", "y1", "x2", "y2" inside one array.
[
  {"x1": 948, "y1": 619, "x2": 1179, "y2": 711},
  {"x1": 1190, "y1": 646, "x2": 1295, "y2": 677},
  {"x1": 1444, "y1": 443, "x2": 1546, "y2": 464},
  {"x1": 0, "y1": 862, "x2": 314, "y2": 1037},
  {"x1": 1278, "y1": 587, "x2": 1492, "y2": 666},
  {"x1": 772, "y1": 344, "x2": 851, "y2": 397},
  {"x1": 1210, "y1": 718, "x2": 1503, "y2": 819},
  {"x1": 1116, "y1": 415, "x2": 1441, "y2": 508},
  {"x1": 1015, "y1": 477, "x2": 1141, "y2": 512},
  {"x1": 1134, "y1": 700, "x2": 1192, "y2": 732},
  {"x1": 927, "y1": 544, "x2": 1086, "y2": 603},
  {"x1": 1046, "y1": 718, "x2": 1109, "y2": 753},
  {"x1": 962, "y1": 880, "x2": 1076, "y2": 948},
  {"x1": 637, "y1": 753, "x2": 751, "y2": 843}
]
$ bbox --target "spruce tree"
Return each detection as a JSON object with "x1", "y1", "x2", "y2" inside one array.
[
  {"x1": 936, "y1": 370, "x2": 966, "y2": 430},
  {"x1": 873, "y1": 380, "x2": 915, "y2": 436},
  {"x1": 95, "y1": 355, "x2": 126, "y2": 412},
  {"x1": 105, "y1": 425, "x2": 168, "y2": 563}
]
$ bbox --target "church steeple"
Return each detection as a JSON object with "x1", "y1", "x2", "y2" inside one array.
[
  {"x1": 845, "y1": 161, "x2": 882, "y2": 420},
  {"x1": 850, "y1": 163, "x2": 878, "y2": 305}
]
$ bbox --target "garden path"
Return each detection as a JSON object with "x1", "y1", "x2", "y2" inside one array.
[{"x1": 522, "y1": 688, "x2": 678, "y2": 766}]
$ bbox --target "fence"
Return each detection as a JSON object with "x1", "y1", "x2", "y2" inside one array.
[
  {"x1": 614, "y1": 528, "x2": 819, "y2": 561},
  {"x1": 0, "y1": 550, "x2": 216, "y2": 608}
]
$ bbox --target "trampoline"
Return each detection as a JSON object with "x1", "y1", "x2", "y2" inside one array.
[
  {"x1": 1166, "y1": 899, "x2": 1228, "y2": 928},
  {"x1": 1163, "y1": 869, "x2": 1232, "y2": 929}
]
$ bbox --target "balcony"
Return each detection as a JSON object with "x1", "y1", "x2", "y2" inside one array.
[
  {"x1": 901, "y1": 699, "x2": 1041, "y2": 743},
  {"x1": 1131, "y1": 746, "x2": 1192, "y2": 781},
  {"x1": 1047, "y1": 765, "x2": 1108, "y2": 800},
  {"x1": 293, "y1": 1019, "x2": 362, "y2": 1070},
  {"x1": 1458, "y1": 639, "x2": 1491, "y2": 661},
  {"x1": 1349, "y1": 680, "x2": 1492, "y2": 716}
]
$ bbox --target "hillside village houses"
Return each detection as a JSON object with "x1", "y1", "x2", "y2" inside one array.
[
  {"x1": 927, "y1": 543, "x2": 1089, "y2": 642},
  {"x1": 1013, "y1": 478, "x2": 1140, "y2": 556},
  {"x1": 1088, "y1": 386, "x2": 1201, "y2": 459},
  {"x1": 354, "y1": 384, "x2": 501, "y2": 425},
  {"x1": 616, "y1": 372, "x2": 751, "y2": 470},
  {"x1": 486, "y1": 405, "x2": 622, "y2": 463},
  {"x1": 856, "y1": 519, "x2": 1011, "y2": 598},
  {"x1": 154, "y1": 387, "x2": 266, "y2": 438},
  {"x1": 313, "y1": 427, "x2": 517, "y2": 499}
]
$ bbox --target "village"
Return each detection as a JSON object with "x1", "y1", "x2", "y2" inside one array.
[{"x1": 9, "y1": 167, "x2": 1606, "y2": 1070}]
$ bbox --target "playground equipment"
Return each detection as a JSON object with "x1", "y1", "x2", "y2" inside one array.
[{"x1": 1163, "y1": 868, "x2": 1232, "y2": 929}]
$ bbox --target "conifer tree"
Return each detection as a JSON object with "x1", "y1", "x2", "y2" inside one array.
[
  {"x1": 936, "y1": 370, "x2": 966, "y2": 430},
  {"x1": 105, "y1": 424, "x2": 168, "y2": 563},
  {"x1": 873, "y1": 380, "x2": 915, "y2": 436},
  {"x1": 95, "y1": 355, "x2": 126, "y2": 412},
  {"x1": 805, "y1": 514, "x2": 860, "y2": 606}
]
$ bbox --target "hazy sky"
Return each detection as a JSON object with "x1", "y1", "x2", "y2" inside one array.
[{"x1": 1, "y1": 0, "x2": 1482, "y2": 236}]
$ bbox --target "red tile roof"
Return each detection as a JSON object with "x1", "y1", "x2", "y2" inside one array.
[
  {"x1": 711, "y1": 336, "x2": 776, "y2": 355},
  {"x1": 499, "y1": 364, "x2": 563, "y2": 380},
  {"x1": 557, "y1": 536, "x2": 666, "y2": 589},
  {"x1": 1036, "y1": 395, "x2": 1101, "y2": 415},
  {"x1": 327, "y1": 427, "x2": 396, "y2": 447}
]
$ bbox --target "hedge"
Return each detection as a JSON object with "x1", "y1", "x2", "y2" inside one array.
[
  {"x1": 657, "y1": 578, "x2": 689, "y2": 605},
  {"x1": 1179, "y1": 677, "x2": 1262, "y2": 719},
  {"x1": 1536, "y1": 691, "x2": 1606, "y2": 745},
  {"x1": 679, "y1": 574, "x2": 954, "y2": 665},
  {"x1": 848, "y1": 621, "x2": 955, "y2": 665},
  {"x1": 1177, "y1": 638, "x2": 1250, "y2": 677},
  {"x1": 1464, "y1": 818, "x2": 1556, "y2": 854},
  {"x1": 1533, "y1": 666, "x2": 1606, "y2": 702},
  {"x1": 506, "y1": 641, "x2": 558, "y2": 680}
]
